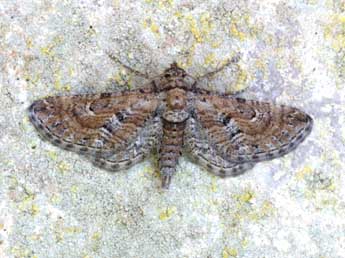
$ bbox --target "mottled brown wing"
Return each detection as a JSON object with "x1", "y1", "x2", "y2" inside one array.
[
  {"x1": 184, "y1": 117, "x2": 255, "y2": 177},
  {"x1": 29, "y1": 89, "x2": 160, "y2": 156},
  {"x1": 194, "y1": 94, "x2": 313, "y2": 163},
  {"x1": 90, "y1": 116, "x2": 162, "y2": 171}
]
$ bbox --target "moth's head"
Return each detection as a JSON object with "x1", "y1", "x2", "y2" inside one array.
[{"x1": 163, "y1": 62, "x2": 187, "y2": 79}]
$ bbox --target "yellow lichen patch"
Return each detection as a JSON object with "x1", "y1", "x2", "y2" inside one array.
[
  {"x1": 91, "y1": 231, "x2": 102, "y2": 251},
  {"x1": 305, "y1": 0, "x2": 318, "y2": 4},
  {"x1": 323, "y1": 14, "x2": 345, "y2": 52},
  {"x1": 21, "y1": 116, "x2": 33, "y2": 134},
  {"x1": 127, "y1": 52, "x2": 134, "y2": 60},
  {"x1": 200, "y1": 12, "x2": 213, "y2": 36},
  {"x1": 23, "y1": 190, "x2": 35, "y2": 202},
  {"x1": 255, "y1": 59, "x2": 268, "y2": 80},
  {"x1": 64, "y1": 226, "x2": 82, "y2": 234},
  {"x1": 29, "y1": 233, "x2": 41, "y2": 241},
  {"x1": 329, "y1": 150, "x2": 343, "y2": 170},
  {"x1": 63, "y1": 83, "x2": 71, "y2": 91},
  {"x1": 18, "y1": 190, "x2": 40, "y2": 216},
  {"x1": 235, "y1": 189, "x2": 254, "y2": 204},
  {"x1": 40, "y1": 46, "x2": 53, "y2": 56},
  {"x1": 47, "y1": 150, "x2": 58, "y2": 161},
  {"x1": 11, "y1": 246, "x2": 32, "y2": 258},
  {"x1": 318, "y1": 118, "x2": 333, "y2": 141},
  {"x1": 180, "y1": 43, "x2": 196, "y2": 68},
  {"x1": 247, "y1": 200, "x2": 275, "y2": 221},
  {"x1": 339, "y1": 14, "x2": 345, "y2": 23},
  {"x1": 303, "y1": 189, "x2": 314, "y2": 199},
  {"x1": 230, "y1": 21, "x2": 246, "y2": 41},
  {"x1": 40, "y1": 36, "x2": 64, "y2": 58},
  {"x1": 323, "y1": 12, "x2": 345, "y2": 87},
  {"x1": 295, "y1": 165, "x2": 313, "y2": 180},
  {"x1": 229, "y1": 13, "x2": 261, "y2": 41},
  {"x1": 8, "y1": 176, "x2": 19, "y2": 189},
  {"x1": 204, "y1": 53, "x2": 216, "y2": 66},
  {"x1": 211, "y1": 40, "x2": 222, "y2": 48},
  {"x1": 30, "y1": 204, "x2": 40, "y2": 216},
  {"x1": 0, "y1": 223, "x2": 4, "y2": 230},
  {"x1": 145, "y1": 0, "x2": 173, "y2": 8},
  {"x1": 325, "y1": 179, "x2": 336, "y2": 191},
  {"x1": 241, "y1": 238, "x2": 249, "y2": 248},
  {"x1": 142, "y1": 164, "x2": 154, "y2": 175},
  {"x1": 92, "y1": 231, "x2": 102, "y2": 241},
  {"x1": 112, "y1": 70, "x2": 125, "y2": 84},
  {"x1": 112, "y1": 0, "x2": 120, "y2": 8},
  {"x1": 321, "y1": 197, "x2": 337, "y2": 207},
  {"x1": 260, "y1": 200, "x2": 275, "y2": 217},
  {"x1": 186, "y1": 15, "x2": 203, "y2": 43},
  {"x1": 53, "y1": 70, "x2": 71, "y2": 92},
  {"x1": 159, "y1": 206, "x2": 177, "y2": 221},
  {"x1": 247, "y1": 212, "x2": 261, "y2": 221},
  {"x1": 54, "y1": 71, "x2": 62, "y2": 90},
  {"x1": 183, "y1": 12, "x2": 214, "y2": 43},
  {"x1": 232, "y1": 68, "x2": 248, "y2": 93},
  {"x1": 158, "y1": 0, "x2": 173, "y2": 9},
  {"x1": 58, "y1": 161, "x2": 70, "y2": 174},
  {"x1": 18, "y1": 190, "x2": 35, "y2": 212},
  {"x1": 69, "y1": 67, "x2": 75, "y2": 77},
  {"x1": 222, "y1": 247, "x2": 238, "y2": 257},
  {"x1": 174, "y1": 11, "x2": 183, "y2": 19},
  {"x1": 26, "y1": 37, "x2": 33, "y2": 49},
  {"x1": 142, "y1": 18, "x2": 160, "y2": 35},
  {"x1": 306, "y1": 187, "x2": 339, "y2": 210},
  {"x1": 21, "y1": 116, "x2": 29, "y2": 127},
  {"x1": 23, "y1": 72, "x2": 41, "y2": 90},
  {"x1": 228, "y1": 188, "x2": 276, "y2": 223},
  {"x1": 241, "y1": 199, "x2": 275, "y2": 222},
  {"x1": 70, "y1": 185, "x2": 79, "y2": 193},
  {"x1": 150, "y1": 22, "x2": 160, "y2": 34},
  {"x1": 210, "y1": 177, "x2": 218, "y2": 192},
  {"x1": 50, "y1": 193, "x2": 61, "y2": 204},
  {"x1": 112, "y1": 67, "x2": 133, "y2": 88},
  {"x1": 53, "y1": 223, "x2": 64, "y2": 242}
]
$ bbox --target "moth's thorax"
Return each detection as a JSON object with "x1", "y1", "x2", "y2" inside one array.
[
  {"x1": 166, "y1": 88, "x2": 187, "y2": 110},
  {"x1": 162, "y1": 88, "x2": 189, "y2": 123}
]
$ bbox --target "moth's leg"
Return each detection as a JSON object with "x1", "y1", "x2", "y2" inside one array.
[
  {"x1": 196, "y1": 53, "x2": 240, "y2": 81},
  {"x1": 107, "y1": 52, "x2": 151, "y2": 79}
]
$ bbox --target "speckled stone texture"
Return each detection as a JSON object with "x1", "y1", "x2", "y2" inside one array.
[{"x1": 1, "y1": 0, "x2": 344, "y2": 257}]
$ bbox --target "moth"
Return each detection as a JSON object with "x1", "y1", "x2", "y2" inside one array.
[{"x1": 29, "y1": 62, "x2": 313, "y2": 188}]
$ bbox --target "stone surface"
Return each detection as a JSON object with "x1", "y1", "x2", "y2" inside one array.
[{"x1": 1, "y1": 0, "x2": 344, "y2": 257}]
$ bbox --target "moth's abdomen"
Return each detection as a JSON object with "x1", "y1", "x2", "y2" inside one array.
[
  {"x1": 159, "y1": 120, "x2": 186, "y2": 188},
  {"x1": 159, "y1": 87, "x2": 189, "y2": 188}
]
